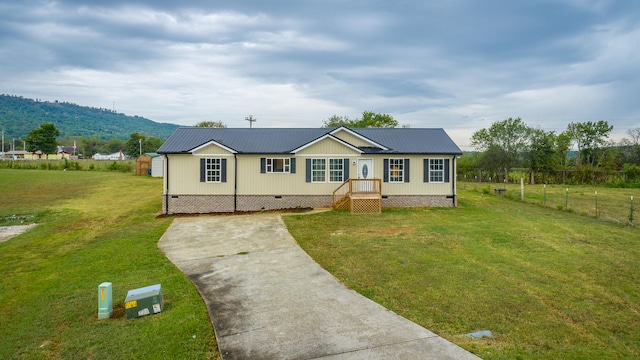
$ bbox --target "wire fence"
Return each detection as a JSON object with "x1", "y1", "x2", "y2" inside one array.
[
  {"x1": 458, "y1": 168, "x2": 640, "y2": 186},
  {"x1": 460, "y1": 180, "x2": 638, "y2": 227}
]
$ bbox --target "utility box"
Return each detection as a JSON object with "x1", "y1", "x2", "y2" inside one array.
[
  {"x1": 124, "y1": 284, "x2": 164, "y2": 319},
  {"x1": 97, "y1": 282, "x2": 113, "y2": 319}
]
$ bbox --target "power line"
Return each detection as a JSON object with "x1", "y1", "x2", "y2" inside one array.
[{"x1": 245, "y1": 115, "x2": 257, "y2": 128}]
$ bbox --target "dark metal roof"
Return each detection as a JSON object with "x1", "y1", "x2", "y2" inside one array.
[
  {"x1": 354, "y1": 128, "x2": 462, "y2": 154},
  {"x1": 157, "y1": 127, "x2": 462, "y2": 155}
]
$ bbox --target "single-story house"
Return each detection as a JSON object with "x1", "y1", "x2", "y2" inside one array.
[
  {"x1": 93, "y1": 151, "x2": 125, "y2": 160},
  {"x1": 57, "y1": 146, "x2": 79, "y2": 160},
  {"x1": 157, "y1": 126, "x2": 462, "y2": 214}
]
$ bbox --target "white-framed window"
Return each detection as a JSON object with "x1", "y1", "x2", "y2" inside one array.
[
  {"x1": 429, "y1": 158, "x2": 444, "y2": 182},
  {"x1": 206, "y1": 158, "x2": 221, "y2": 182},
  {"x1": 389, "y1": 158, "x2": 404, "y2": 182},
  {"x1": 329, "y1": 158, "x2": 344, "y2": 182},
  {"x1": 266, "y1": 158, "x2": 290, "y2": 173},
  {"x1": 312, "y1": 159, "x2": 326, "y2": 182}
]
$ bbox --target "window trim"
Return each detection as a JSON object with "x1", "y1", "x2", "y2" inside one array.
[
  {"x1": 205, "y1": 158, "x2": 222, "y2": 183},
  {"x1": 429, "y1": 158, "x2": 445, "y2": 183},
  {"x1": 388, "y1": 158, "x2": 404, "y2": 183},
  {"x1": 266, "y1": 158, "x2": 291, "y2": 173},
  {"x1": 328, "y1": 158, "x2": 345, "y2": 183},
  {"x1": 307, "y1": 158, "x2": 349, "y2": 183},
  {"x1": 311, "y1": 158, "x2": 326, "y2": 183}
]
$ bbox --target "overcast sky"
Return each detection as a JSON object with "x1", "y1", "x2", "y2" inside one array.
[{"x1": 2, "y1": 0, "x2": 639, "y2": 149}]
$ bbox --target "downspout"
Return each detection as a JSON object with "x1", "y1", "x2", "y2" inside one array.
[
  {"x1": 164, "y1": 155, "x2": 169, "y2": 214},
  {"x1": 452, "y1": 156, "x2": 457, "y2": 207},
  {"x1": 234, "y1": 153, "x2": 237, "y2": 212}
]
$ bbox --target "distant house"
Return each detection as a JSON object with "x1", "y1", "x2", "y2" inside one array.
[
  {"x1": 57, "y1": 146, "x2": 78, "y2": 160},
  {"x1": 93, "y1": 151, "x2": 125, "y2": 160},
  {"x1": 157, "y1": 126, "x2": 462, "y2": 214},
  {"x1": 2, "y1": 150, "x2": 30, "y2": 159}
]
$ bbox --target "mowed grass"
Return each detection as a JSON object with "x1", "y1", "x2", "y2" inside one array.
[
  {"x1": 462, "y1": 182, "x2": 640, "y2": 225},
  {"x1": 284, "y1": 189, "x2": 640, "y2": 359},
  {"x1": 0, "y1": 170, "x2": 218, "y2": 360}
]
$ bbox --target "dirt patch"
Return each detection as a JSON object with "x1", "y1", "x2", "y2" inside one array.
[
  {"x1": 366, "y1": 225, "x2": 416, "y2": 237},
  {"x1": 0, "y1": 224, "x2": 38, "y2": 243}
]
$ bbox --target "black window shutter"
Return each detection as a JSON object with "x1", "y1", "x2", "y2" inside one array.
[
  {"x1": 383, "y1": 159, "x2": 389, "y2": 182},
  {"x1": 305, "y1": 159, "x2": 312, "y2": 182},
  {"x1": 200, "y1": 158, "x2": 206, "y2": 182},
  {"x1": 290, "y1": 158, "x2": 296, "y2": 173},
  {"x1": 444, "y1": 159, "x2": 450, "y2": 182},
  {"x1": 404, "y1": 158, "x2": 410, "y2": 182},
  {"x1": 343, "y1": 159, "x2": 349, "y2": 180},
  {"x1": 260, "y1": 158, "x2": 266, "y2": 173},
  {"x1": 221, "y1": 159, "x2": 227, "y2": 183},
  {"x1": 423, "y1": 159, "x2": 429, "y2": 183}
]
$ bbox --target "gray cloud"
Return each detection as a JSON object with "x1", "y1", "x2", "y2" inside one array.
[{"x1": 2, "y1": 0, "x2": 640, "y2": 148}]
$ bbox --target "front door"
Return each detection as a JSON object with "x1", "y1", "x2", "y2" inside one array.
[{"x1": 357, "y1": 159, "x2": 374, "y2": 192}]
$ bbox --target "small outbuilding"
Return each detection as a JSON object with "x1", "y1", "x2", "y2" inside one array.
[{"x1": 136, "y1": 153, "x2": 163, "y2": 177}]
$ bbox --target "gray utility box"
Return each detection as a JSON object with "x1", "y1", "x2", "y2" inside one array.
[{"x1": 124, "y1": 284, "x2": 164, "y2": 319}]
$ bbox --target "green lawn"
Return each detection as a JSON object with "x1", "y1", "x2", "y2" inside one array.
[
  {"x1": 4, "y1": 168, "x2": 640, "y2": 359},
  {"x1": 461, "y1": 182, "x2": 639, "y2": 225},
  {"x1": 284, "y1": 189, "x2": 640, "y2": 359},
  {"x1": 0, "y1": 170, "x2": 218, "y2": 360}
]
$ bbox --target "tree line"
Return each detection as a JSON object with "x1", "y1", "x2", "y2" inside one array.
[
  {"x1": 463, "y1": 117, "x2": 640, "y2": 185},
  {"x1": 1, "y1": 123, "x2": 165, "y2": 159}
]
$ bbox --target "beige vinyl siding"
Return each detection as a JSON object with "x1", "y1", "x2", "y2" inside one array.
[
  {"x1": 192, "y1": 143, "x2": 234, "y2": 155},
  {"x1": 369, "y1": 155, "x2": 455, "y2": 196},
  {"x1": 295, "y1": 138, "x2": 361, "y2": 156},
  {"x1": 166, "y1": 153, "x2": 235, "y2": 195},
  {"x1": 331, "y1": 129, "x2": 377, "y2": 147},
  {"x1": 236, "y1": 155, "x2": 357, "y2": 195},
  {"x1": 165, "y1": 149, "x2": 455, "y2": 197}
]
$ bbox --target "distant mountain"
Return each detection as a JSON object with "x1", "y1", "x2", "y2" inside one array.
[{"x1": 0, "y1": 94, "x2": 180, "y2": 141}]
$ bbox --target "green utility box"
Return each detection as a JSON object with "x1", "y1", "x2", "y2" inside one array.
[{"x1": 124, "y1": 284, "x2": 163, "y2": 319}]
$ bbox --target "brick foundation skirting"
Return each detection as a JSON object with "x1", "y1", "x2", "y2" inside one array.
[
  {"x1": 163, "y1": 194, "x2": 457, "y2": 214},
  {"x1": 382, "y1": 195, "x2": 457, "y2": 208},
  {"x1": 162, "y1": 195, "x2": 333, "y2": 214}
]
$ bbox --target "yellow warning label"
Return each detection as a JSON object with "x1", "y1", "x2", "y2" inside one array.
[{"x1": 125, "y1": 300, "x2": 137, "y2": 309}]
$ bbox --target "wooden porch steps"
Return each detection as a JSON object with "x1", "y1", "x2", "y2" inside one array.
[{"x1": 332, "y1": 179, "x2": 382, "y2": 214}]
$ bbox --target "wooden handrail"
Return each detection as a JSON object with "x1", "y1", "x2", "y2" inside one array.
[{"x1": 332, "y1": 179, "x2": 382, "y2": 208}]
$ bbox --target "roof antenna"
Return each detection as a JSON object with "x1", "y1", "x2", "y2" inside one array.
[{"x1": 245, "y1": 115, "x2": 256, "y2": 128}]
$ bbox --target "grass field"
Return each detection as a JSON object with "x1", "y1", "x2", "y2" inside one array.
[
  {"x1": 0, "y1": 169, "x2": 218, "y2": 359},
  {"x1": 285, "y1": 189, "x2": 640, "y2": 359},
  {"x1": 462, "y1": 181, "x2": 639, "y2": 225},
  {"x1": 3, "y1": 168, "x2": 640, "y2": 359}
]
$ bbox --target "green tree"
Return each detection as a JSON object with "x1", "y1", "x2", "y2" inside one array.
[
  {"x1": 566, "y1": 121, "x2": 613, "y2": 167},
  {"x1": 195, "y1": 121, "x2": 227, "y2": 128},
  {"x1": 124, "y1": 133, "x2": 164, "y2": 158},
  {"x1": 525, "y1": 129, "x2": 559, "y2": 183},
  {"x1": 105, "y1": 139, "x2": 124, "y2": 154},
  {"x1": 322, "y1": 115, "x2": 352, "y2": 128},
  {"x1": 25, "y1": 123, "x2": 60, "y2": 158},
  {"x1": 124, "y1": 133, "x2": 146, "y2": 158},
  {"x1": 618, "y1": 128, "x2": 640, "y2": 166},
  {"x1": 81, "y1": 136, "x2": 106, "y2": 157},
  {"x1": 478, "y1": 145, "x2": 509, "y2": 180},
  {"x1": 354, "y1": 111, "x2": 398, "y2": 128},
  {"x1": 322, "y1": 111, "x2": 398, "y2": 128},
  {"x1": 145, "y1": 137, "x2": 164, "y2": 152},
  {"x1": 471, "y1": 117, "x2": 532, "y2": 181}
]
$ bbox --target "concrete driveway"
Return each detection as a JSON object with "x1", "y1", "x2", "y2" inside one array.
[{"x1": 158, "y1": 214, "x2": 481, "y2": 360}]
